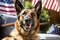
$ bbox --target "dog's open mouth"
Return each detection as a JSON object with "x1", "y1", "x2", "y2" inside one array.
[
  {"x1": 20, "y1": 18, "x2": 34, "y2": 32},
  {"x1": 23, "y1": 24, "x2": 32, "y2": 32},
  {"x1": 25, "y1": 24, "x2": 31, "y2": 29},
  {"x1": 21, "y1": 21, "x2": 34, "y2": 32}
]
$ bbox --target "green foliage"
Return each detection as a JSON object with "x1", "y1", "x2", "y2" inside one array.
[
  {"x1": 40, "y1": 24, "x2": 51, "y2": 33},
  {"x1": 40, "y1": 9, "x2": 50, "y2": 33},
  {"x1": 40, "y1": 9, "x2": 50, "y2": 22},
  {"x1": 25, "y1": 1, "x2": 32, "y2": 9}
]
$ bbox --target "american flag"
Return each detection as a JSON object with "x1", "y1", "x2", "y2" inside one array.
[
  {"x1": 47, "y1": 24, "x2": 60, "y2": 34},
  {"x1": 0, "y1": 0, "x2": 16, "y2": 16},
  {"x1": 32, "y1": 0, "x2": 60, "y2": 12},
  {"x1": 32, "y1": 0, "x2": 40, "y2": 6}
]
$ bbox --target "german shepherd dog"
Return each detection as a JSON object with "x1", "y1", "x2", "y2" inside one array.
[{"x1": 2, "y1": 0, "x2": 42, "y2": 40}]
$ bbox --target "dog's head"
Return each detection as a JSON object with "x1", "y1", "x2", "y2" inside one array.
[{"x1": 14, "y1": 0, "x2": 42, "y2": 32}]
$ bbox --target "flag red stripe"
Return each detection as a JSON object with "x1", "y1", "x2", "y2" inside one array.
[
  {"x1": 0, "y1": 9, "x2": 16, "y2": 12},
  {"x1": 32, "y1": 0, "x2": 60, "y2": 12},
  {"x1": 0, "y1": 5, "x2": 15, "y2": 8},
  {"x1": 34, "y1": 0, "x2": 36, "y2": 4},
  {"x1": 47, "y1": 0, "x2": 51, "y2": 8},
  {"x1": 56, "y1": 4, "x2": 59, "y2": 11},
  {"x1": 53, "y1": 3, "x2": 56, "y2": 10},
  {"x1": 44, "y1": 0, "x2": 60, "y2": 12},
  {"x1": 50, "y1": 0, "x2": 54, "y2": 10},
  {"x1": 44, "y1": 0, "x2": 48, "y2": 8}
]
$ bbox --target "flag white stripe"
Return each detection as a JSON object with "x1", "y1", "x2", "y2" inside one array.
[
  {"x1": 32, "y1": 0, "x2": 60, "y2": 12},
  {"x1": 48, "y1": 0, "x2": 53, "y2": 9},
  {"x1": 0, "y1": 2, "x2": 15, "y2": 12},
  {"x1": 46, "y1": 0, "x2": 50, "y2": 8},
  {"x1": 0, "y1": 1, "x2": 16, "y2": 16},
  {"x1": 54, "y1": 2, "x2": 58, "y2": 11},
  {"x1": 51, "y1": 0, "x2": 56, "y2": 9},
  {"x1": 0, "y1": 11, "x2": 16, "y2": 13},
  {"x1": 42, "y1": 0, "x2": 45, "y2": 9},
  {"x1": 0, "y1": 2, "x2": 15, "y2": 6},
  {"x1": 35, "y1": 0, "x2": 39, "y2": 6},
  {"x1": 0, "y1": 11, "x2": 16, "y2": 14},
  {"x1": 42, "y1": 0, "x2": 47, "y2": 8},
  {"x1": 57, "y1": 6, "x2": 60, "y2": 12},
  {"x1": 0, "y1": 7, "x2": 15, "y2": 11},
  {"x1": 32, "y1": 0, "x2": 40, "y2": 7},
  {"x1": 32, "y1": 0, "x2": 34, "y2": 6},
  {"x1": 0, "y1": 11, "x2": 16, "y2": 15},
  {"x1": 42, "y1": 0, "x2": 45, "y2": 3}
]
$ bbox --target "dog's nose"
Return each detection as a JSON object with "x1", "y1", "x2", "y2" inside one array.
[{"x1": 25, "y1": 19, "x2": 30, "y2": 23}]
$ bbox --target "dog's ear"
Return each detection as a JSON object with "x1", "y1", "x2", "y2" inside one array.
[
  {"x1": 34, "y1": 1, "x2": 42, "y2": 19},
  {"x1": 14, "y1": 0, "x2": 24, "y2": 15}
]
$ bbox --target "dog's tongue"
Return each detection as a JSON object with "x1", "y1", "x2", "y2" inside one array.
[{"x1": 25, "y1": 25, "x2": 31, "y2": 28}]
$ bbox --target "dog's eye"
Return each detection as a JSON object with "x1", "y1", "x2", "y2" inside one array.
[
  {"x1": 23, "y1": 12, "x2": 26, "y2": 15},
  {"x1": 31, "y1": 13, "x2": 35, "y2": 17}
]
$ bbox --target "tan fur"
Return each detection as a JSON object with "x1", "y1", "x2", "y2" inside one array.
[
  {"x1": 2, "y1": 0, "x2": 42, "y2": 40},
  {"x1": 2, "y1": 10, "x2": 40, "y2": 40}
]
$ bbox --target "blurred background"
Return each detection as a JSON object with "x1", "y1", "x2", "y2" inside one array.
[{"x1": 0, "y1": 0, "x2": 60, "y2": 40}]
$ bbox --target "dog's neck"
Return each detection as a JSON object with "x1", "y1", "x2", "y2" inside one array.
[
  {"x1": 20, "y1": 33, "x2": 38, "y2": 40},
  {"x1": 21, "y1": 34, "x2": 32, "y2": 40}
]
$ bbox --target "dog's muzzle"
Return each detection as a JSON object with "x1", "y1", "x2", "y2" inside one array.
[{"x1": 20, "y1": 16, "x2": 35, "y2": 32}]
